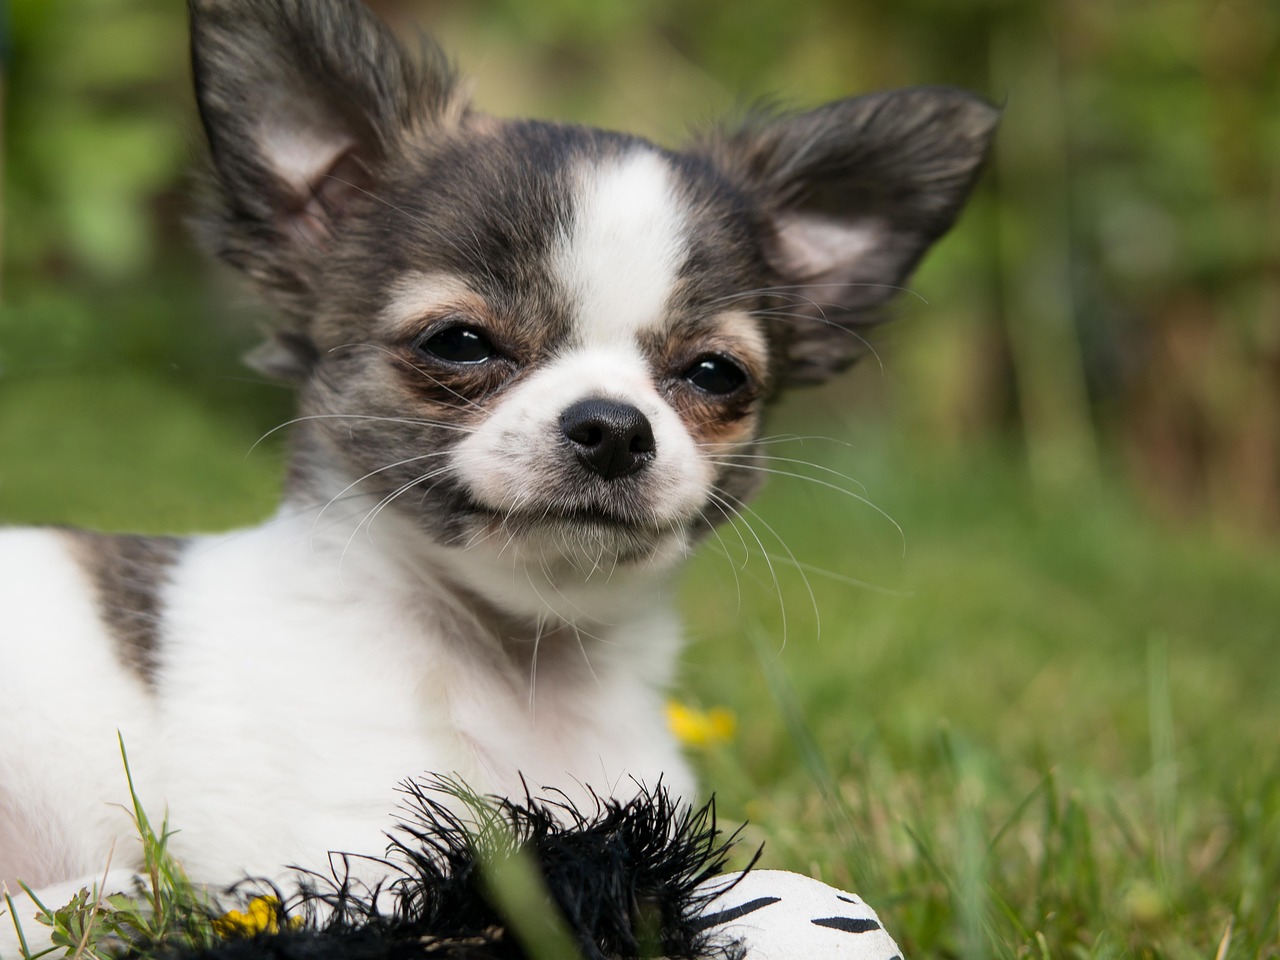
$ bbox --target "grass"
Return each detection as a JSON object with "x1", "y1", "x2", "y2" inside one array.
[
  {"x1": 3, "y1": 738, "x2": 219, "y2": 960},
  {"x1": 1, "y1": 346, "x2": 1277, "y2": 959},
  {"x1": 676, "y1": 416, "x2": 1280, "y2": 960}
]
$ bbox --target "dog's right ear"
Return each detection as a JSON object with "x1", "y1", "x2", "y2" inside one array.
[
  {"x1": 189, "y1": 0, "x2": 464, "y2": 375},
  {"x1": 696, "y1": 88, "x2": 998, "y2": 387}
]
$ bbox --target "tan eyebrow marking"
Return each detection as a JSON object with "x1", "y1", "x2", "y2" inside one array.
[{"x1": 379, "y1": 271, "x2": 490, "y2": 335}]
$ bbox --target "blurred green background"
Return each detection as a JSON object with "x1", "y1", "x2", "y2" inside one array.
[{"x1": 3, "y1": 1, "x2": 1279, "y2": 958}]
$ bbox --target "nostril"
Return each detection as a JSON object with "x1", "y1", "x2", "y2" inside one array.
[
  {"x1": 628, "y1": 422, "x2": 655, "y2": 454},
  {"x1": 568, "y1": 422, "x2": 605, "y2": 447}
]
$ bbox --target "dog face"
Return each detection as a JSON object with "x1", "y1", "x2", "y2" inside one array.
[
  {"x1": 189, "y1": 0, "x2": 997, "y2": 584},
  {"x1": 293, "y1": 133, "x2": 776, "y2": 577}
]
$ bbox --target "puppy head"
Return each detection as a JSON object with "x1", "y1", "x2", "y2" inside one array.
[{"x1": 189, "y1": 0, "x2": 997, "y2": 594}]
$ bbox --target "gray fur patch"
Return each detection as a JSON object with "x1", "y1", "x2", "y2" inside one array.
[{"x1": 63, "y1": 531, "x2": 184, "y2": 686}]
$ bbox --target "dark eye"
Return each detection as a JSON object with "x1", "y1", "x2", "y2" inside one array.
[
  {"x1": 416, "y1": 324, "x2": 495, "y2": 364},
  {"x1": 682, "y1": 355, "x2": 747, "y2": 395}
]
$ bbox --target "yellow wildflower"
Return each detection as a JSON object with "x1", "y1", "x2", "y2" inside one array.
[
  {"x1": 665, "y1": 700, "x2": 737, "y2": 748},
  {"x1": 213, "y1": 896, "x2": 301, "y2": 938}
]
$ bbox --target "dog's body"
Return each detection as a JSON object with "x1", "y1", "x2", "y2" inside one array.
[
  {"x1": 0, "y1": 0, "x2": 996, "y2": 950},
  {"x1": 0, "y1": 516, "x2": 686, "y2": 891}
]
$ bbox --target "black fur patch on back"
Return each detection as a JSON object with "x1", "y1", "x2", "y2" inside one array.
[{"x1": 63, "y1": 531, "x2": 184, "y2": 686}]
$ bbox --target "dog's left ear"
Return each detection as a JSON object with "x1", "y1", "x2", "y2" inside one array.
[
  {"x1": 188, "y1": 0, "x2": 465, "y2": 376},
  {"x1": 698, "y1": 87, "x2": 999, "y2": 386}
]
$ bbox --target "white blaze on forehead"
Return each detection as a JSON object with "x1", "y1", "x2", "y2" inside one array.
[{"x1": 554, "y1": 150, "x2": 689, "y2": 347}]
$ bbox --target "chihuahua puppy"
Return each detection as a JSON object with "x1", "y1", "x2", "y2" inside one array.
[{"x1": 0, "y1": 0, "x2": 996, "y2": 948}]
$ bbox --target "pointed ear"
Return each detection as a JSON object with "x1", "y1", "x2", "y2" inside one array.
[
  {"x1": 188, "y1": 0, "x2": 465, "y2": 358},
  {"x1": 698, "y1": 87, "x2": 999, "y2": 386}
]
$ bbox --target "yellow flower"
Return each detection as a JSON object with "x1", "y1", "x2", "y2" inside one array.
[
  {"x1": 666, "y1": 700, "x2": 737, "y2": 748},
  {"x1": 213, "y1": 896, "x2": 301, "y2": 938}
]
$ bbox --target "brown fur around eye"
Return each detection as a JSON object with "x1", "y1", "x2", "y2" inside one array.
[
  {"x1": 664, "y1": 383, "x2": 761, "y2": 450},
  {"x1": 393, "y1": 347, "x2": 514, "y2": 408},
  {"x1": 640, "y1": 317, "x2": 767, "y2": 450}
]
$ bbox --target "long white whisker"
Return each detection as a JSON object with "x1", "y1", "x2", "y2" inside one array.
[
  {"x1": 710, "y1": 280, "x2": 928, "y2": 308},
  {"x1": 707, "y1": 460, "x2": 904, "y2": 556},
  {"x1": 336, "y1": 464, "x2": 455, "y2": 577},
  {"x1": 699, "y1": 433, "x2": 854, "y2": 452},
  {"x1": 571, "y1": 622, "x2": 603, "y2": 688},
  {"x1": 697, "y1": 502, "x2": 745, "y2": 612},
  {"x1": 706, "y1": 453, "x2": 870, "y2": 497},
  {"x1": 697, "y1": 492, "x2": 903, "y2": 596},
  {"x1": 715, "y1": 489, "x2": 820, "y2": 651},
  {"x1": 749, "y1": 308, "x2": 885, "y2": 373},
  {"x1": 708, "y1": 489, "x2": 788, "y2": 653},
  {"x1": 328, "y1": 342, "x2": 488, "y2": 413},
  {"x1": 521, "y1": 580, "x2": 547, "y2": 715},
  {"x1": 770, "y1": 555, "x2": 909, "y2": 596},
  {"x1": 312, "y1": 451, "x2": 453, "y2": 537},
  {"x1": 248, "y1": 413, "x2": 477, "y2": 455}
]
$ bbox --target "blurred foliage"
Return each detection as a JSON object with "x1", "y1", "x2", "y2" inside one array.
[
  {"x1": 3, "y1": 0, "x2": 1278, "y2": 532},
  {"x1": 6, "y1": 0, "x2": 189, "y2": 281}
]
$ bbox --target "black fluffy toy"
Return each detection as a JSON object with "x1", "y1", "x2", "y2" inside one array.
[
  {"x1": 162, "y1": 781, "x2": 746, "y2": 960},
  {"x1": 143, "y1": 781, "x2": 905, "y2": 960}
]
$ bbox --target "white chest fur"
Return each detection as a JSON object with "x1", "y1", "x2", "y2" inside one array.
[{"x1": 0, "y1": 506, "x2": 691, "y2": 894}]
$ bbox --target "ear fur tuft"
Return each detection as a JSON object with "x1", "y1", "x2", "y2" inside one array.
[
  {"x1": 188, "y1": 0, "x2": 467, "y2": 359},
  {"x1": 697, "y1": 87, "x2": 999, "y2": 385},
  {"x1": 242, "y1": 331, "x2": 321, "y2": 383}
]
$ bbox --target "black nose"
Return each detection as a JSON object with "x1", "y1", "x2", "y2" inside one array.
[{"x1": 559, "y1": 398, "x2": 656, "y2": 481}]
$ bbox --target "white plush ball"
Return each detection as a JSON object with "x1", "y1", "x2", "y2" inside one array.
[{"x1": 696, "y1": 869, "x2": 904, "y2": 960}]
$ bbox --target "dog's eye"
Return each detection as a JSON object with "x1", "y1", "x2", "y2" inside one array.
[
  {"x1": 417, "y1": 324, "x2": 495, "y2": 364},
  {"x1": 682, "y1": 355, "x2": 747, "y2": 395}
]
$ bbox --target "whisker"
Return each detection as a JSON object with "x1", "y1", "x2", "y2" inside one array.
[
  {"x1": 539, "y1": 554, "x2": 608, "y2": 625},
  {"x1": 706, "y1": 453, "x2": 870, "y2": 497},
  {"x1": 697, "y1": 502, "x2": 745, "y2": 613},
  {"x1": 570, "y1": 622, "x2": 604, "y2": 688},
  {"x1": 526, "y1": 608, "x2": 548, "y2": 714},
  {"x1": 699, "y1": 433, "x2": 854, "y2": 452},
  {"x1": 715, "y1": 489, "x2": 821, "y2": 651},
  {"x1": 710, "y1": 280, "x2": 928, "y2": 309},
  {"x1": 312, "y1": 451, "x2": 454, "y2": 537},
  {"x1": 705, "y1": 496, "x2": 753, "y2": 572},
  {"x1": 706, "y1": 460, "x2": 904, "y2": 556},
  {"x1": 328, "y1": 341, "x2": 487, "y2": 413},
  {"x1": 697, "y1": 491, "x2": 902, "y2": 596},
  {"x1": 749, "y1": 307, "x2": 885, "y2": 373},
  {"x1": 708, "y1": 489, "x2": 789, "y2": 653},
  {"x1": 248, "y1": 412, "x2": 477, "y2": 455},
  {"x1": 770, "y1": 555, "x2": 909, "y2": 597},
  {"x1": 336, "y1": 464, "x2": 456, "y2": 577},
  {"x1": 321, "y1": 175, "x2": 435, "y2": 231}
]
